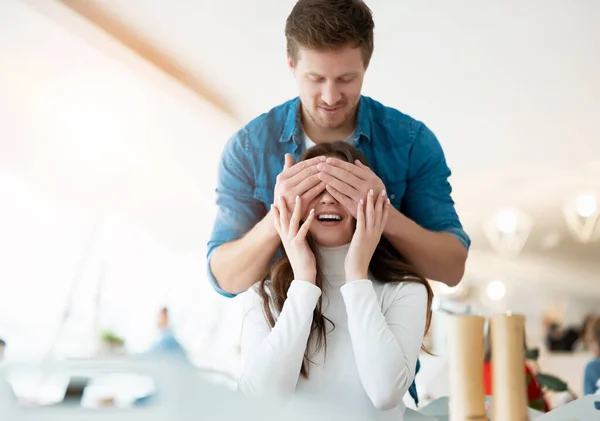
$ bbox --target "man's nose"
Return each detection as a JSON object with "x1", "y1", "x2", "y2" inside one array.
[{"x1": 321, "y1": 81, "x2": 342, "y2": 106}]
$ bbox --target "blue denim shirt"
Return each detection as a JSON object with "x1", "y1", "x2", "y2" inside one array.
[{"x1": 207, "y1": 95, "x2": 470, "y2": 296}]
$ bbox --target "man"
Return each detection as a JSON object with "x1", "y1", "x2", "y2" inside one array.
[
  {"x1": 207, "y1": 0, "x2": 469, "y2": 298},
  {"x1": 207, "y1": 0, "x2": 469, "y2": 407}
]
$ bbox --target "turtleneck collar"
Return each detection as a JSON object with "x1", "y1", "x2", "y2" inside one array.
[{"x1": 317, "y1": 242, "x2": 351, "y2": 277}]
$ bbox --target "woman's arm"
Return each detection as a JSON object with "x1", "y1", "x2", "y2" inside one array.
[
  {"x1": 238, "y1": 280, "x2": 321, "y2": 400},
  {"x1": 341, "y1": 280, "x2": 427, "y2": 410}
]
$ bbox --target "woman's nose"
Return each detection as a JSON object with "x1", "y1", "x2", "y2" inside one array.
[{"x1": 319, "y1": 190, "x2": 338, "y2": 204}]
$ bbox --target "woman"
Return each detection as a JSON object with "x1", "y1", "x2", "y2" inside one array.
[{"x1": 239, "y1": 142, "x2": 433, "y2": 420}]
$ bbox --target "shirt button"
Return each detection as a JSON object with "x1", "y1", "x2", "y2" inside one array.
[{"x1": 390, "y1": 194, "x2": 396, "y2": 200}]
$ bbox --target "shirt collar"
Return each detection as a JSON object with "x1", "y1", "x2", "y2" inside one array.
[
  {"x1": 355, "y1": 96, "x2": 373, "y2": 143},
  {"x1": 279, "y1": 96, "x2": 372, "y2": 144},
  {"x1": 279, "y1": 98, "x2": 303, "y2": 144}
]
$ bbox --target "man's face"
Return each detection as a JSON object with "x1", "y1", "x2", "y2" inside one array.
[{"x1": 289, "y1": 44, "x2": 366, "y2": 131}]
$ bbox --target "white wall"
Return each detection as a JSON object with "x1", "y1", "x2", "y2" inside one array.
[
  {"x1": 98, "y1": 0, "x2": 600, "y2": 174},
  {"x1": 0, "y1": 0, "x2": 242, "y2": 369}
]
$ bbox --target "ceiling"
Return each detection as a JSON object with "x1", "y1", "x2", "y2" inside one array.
[
  {"x1": 71, "y1": 0, "x2": 600, "y2": 171},
  {"x1": 11, "y1": 0, "x2": 600, "y2": 289}
]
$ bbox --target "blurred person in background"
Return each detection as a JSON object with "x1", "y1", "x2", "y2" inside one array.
[
  {"x1": 0, "y1": 339, "x2": 5, "y2": 363},
  {"x1": 543, "y1": 313, "x2": 580, "y2": 352},
  {"x1": 583, "y1": 317, "x2": 600, "y2": 395},
  {"x1": 238, "y1": 143, "x2": 433, "y2": 420},
  {"x1": 147, "y1": 307, "x2": 187, "y2": 360}
]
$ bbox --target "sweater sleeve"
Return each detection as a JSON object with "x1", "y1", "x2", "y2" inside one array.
[
  {"x1": 340, "y1": 279, "x2": 428, "y2": 411},
  {"x1": 238, "y1": 280, "x2": 322, "y2": 400}
]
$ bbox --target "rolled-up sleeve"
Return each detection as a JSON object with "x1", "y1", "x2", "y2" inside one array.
[
  {"x1": 206, "y1": 130, "x2": 267, "y2": 297},
  {"x1": 402, "y1": 123, "x2": 471, "y2": 250}
]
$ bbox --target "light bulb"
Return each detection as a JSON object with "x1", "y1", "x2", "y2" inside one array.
[
  {"x1": 574, "y1": 194, "x2": 597, "y2": 218},
  {"x1": 486, "y1": 280, "x2": 506, "y2": 301},
  {"x1": 495, "y1": 210, "x2": 518, "y2": 233}
]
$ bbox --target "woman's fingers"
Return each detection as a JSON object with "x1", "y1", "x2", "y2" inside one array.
[
  {"x1": 374, "y1": 189, "x2": 385, "y2": 229},
  {"x1": 297, "y1": 208, "x2": 315, "y2": 240},
  {"x1": 366, "y1": 188, "x2": 375, "y2": 230},
  {"x1": 382, "y1": 197, "x2": 390, "y2": 232},
  {"x1": 272, "y1": 203, "x2": 281, "y2": 235},
  {"x1": 356, "y1": 198, "x2": 365, "y2": 233},
  {"x1": 289, "y1": 195, "x2": 302, "y2": 237},
  {"x1": 278, "y1": 195, "x2": 290, "y2": 234}
]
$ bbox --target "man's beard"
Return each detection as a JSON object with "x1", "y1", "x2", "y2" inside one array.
[{"x1": 307, "y1": 103, "x2": 353, "y2": 130}]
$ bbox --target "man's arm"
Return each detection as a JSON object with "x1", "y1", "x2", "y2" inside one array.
[
  {"x1": 385, "y1": 123, "x2": 469, "y2": 286},
  {"x1": 207, "y1": 132, "x2": 280, "y2": 297},
  {"x1": 382, "y1": 209, "x2": 467, "y2": 286},
  {"x1": 209, "y1": 213, "x2": 281, "y2": 296}
]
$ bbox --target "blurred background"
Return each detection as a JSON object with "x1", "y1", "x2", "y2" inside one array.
[{"x1": 0, "y1": 0, "x2": 599, "y2": 412}]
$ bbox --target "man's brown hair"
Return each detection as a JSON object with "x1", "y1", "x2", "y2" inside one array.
[{"x1": 285, "y1": 0, "x2": 375, "y2": 67}]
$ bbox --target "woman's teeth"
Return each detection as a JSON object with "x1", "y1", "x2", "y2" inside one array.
[{"x1": 318, "y1": 214, "x2": 342, "y2": 221}]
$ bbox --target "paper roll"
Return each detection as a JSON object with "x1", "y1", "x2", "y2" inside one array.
[
  {"x1": 446, "y1": 314, "x2": 487, "y2": 421},
  {"x1": 491, "y1": 313, "x2": 528, "y2": 421}
]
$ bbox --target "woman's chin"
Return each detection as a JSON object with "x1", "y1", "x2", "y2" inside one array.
[{"x1": 314, "y1": 235, "x2": 351, "y2": 248}]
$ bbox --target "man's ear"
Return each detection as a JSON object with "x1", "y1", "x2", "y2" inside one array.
[{"x1": 287, "y1": 54, "x2": 295, "y2": 73}]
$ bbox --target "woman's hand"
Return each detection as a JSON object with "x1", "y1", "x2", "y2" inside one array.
[
  {"x1": 273, "y1": 195, "x2": 317, "y2": 283},
  {"x1": 345, "y1": 189, "x2": 390, "y2": 282}
]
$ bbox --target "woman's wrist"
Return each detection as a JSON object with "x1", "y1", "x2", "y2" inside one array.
[
  {"x1": 345, "y1": 268, "x2": 368, "y2": 283},
  {"x1": 294, "y1": 271, "x2": 316, "y2": 284}
]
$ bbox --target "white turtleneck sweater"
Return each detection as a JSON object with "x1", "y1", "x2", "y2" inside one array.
[{"x1": 238, "y1": 243, "x2": 428, "y2": 420}]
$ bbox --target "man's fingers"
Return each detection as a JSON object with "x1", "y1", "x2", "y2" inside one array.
[
  {"x1": 287, "y1": 166, "x2": 320, "y2": 189},
  {"x1": 294, "y1": 173, "x2": 322, "y2": 196},
  {"x1": 318, "y1": 163, "x2": 363, "y2": 188},
  {"x1": 319, "y1": 172, "x2": 360, "y2": 201},
  {"x1": 282, "y1": 156, "x2": 325, "y2": 178},
  {"x1": 325, "y1": 184, "x2": 356, "y2": 216},
  {"x1": 324, "y1": 157, "x2": 369, "y2": 180},
  {"x1": 284, "y1": 153, "x2": 295, "y2": 170},
  {"x1": 302, "y1": 181, "x2": 326, "y2": 204}
]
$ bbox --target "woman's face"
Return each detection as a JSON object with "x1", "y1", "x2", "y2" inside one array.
[{"x1": 303, "y1": 187, "x2": 355, "y2": 247}]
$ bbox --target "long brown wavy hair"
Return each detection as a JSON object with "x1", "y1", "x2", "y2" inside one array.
[{"x1": 258, "y1": 141, "x2": 434, "y2": 378}]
